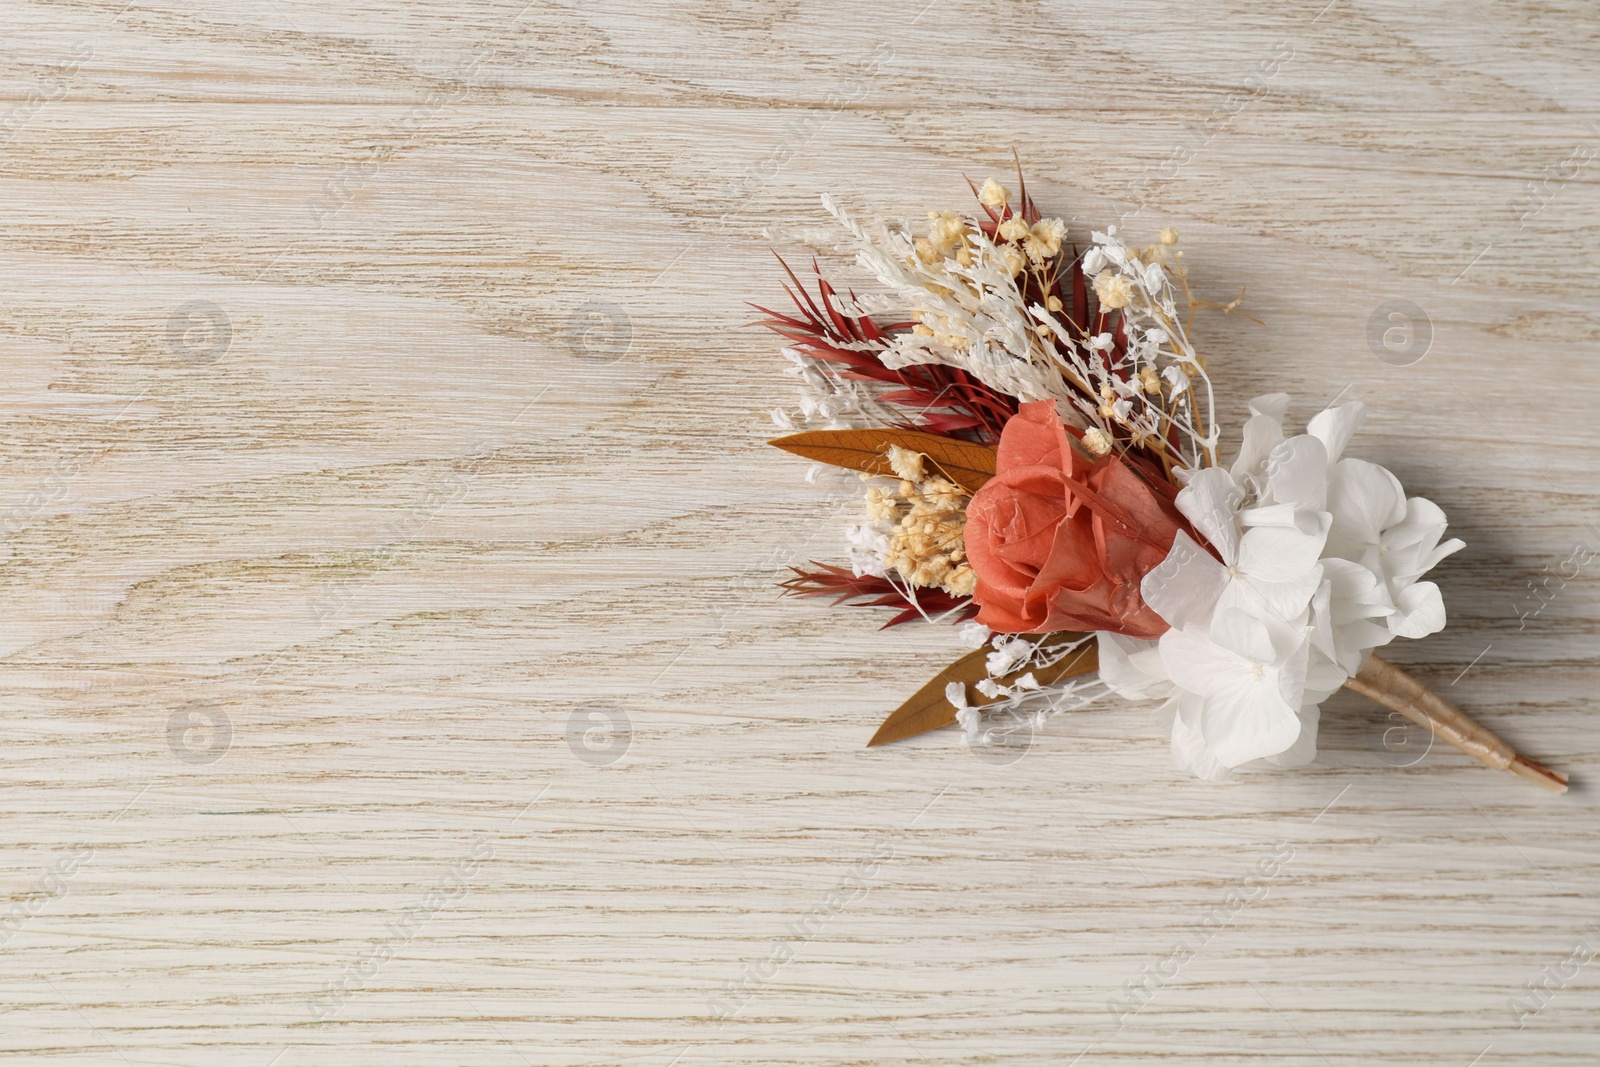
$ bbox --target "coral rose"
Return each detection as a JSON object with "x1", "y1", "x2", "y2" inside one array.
[{"x1": 965, "y1": 401, "x2": 1189, "y2": 637}]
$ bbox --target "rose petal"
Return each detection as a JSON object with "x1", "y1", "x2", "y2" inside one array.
[{"x1": 996, "y1": 400, "x2": 1073, "y2": 475}]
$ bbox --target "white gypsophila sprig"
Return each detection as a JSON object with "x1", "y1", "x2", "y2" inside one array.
[
  {"x1": 952, "y1": 631, "x2": 1108, "y2": 751},
  {"x1": 819, "y1": 195, "x2": 1081, "y2": 410},
  {"x1": 768, "y1": 346, "x2": 908, "y2": 434},
  {"x1": 1058, "y1": 226, "x2": 1219, "y2": 472}
]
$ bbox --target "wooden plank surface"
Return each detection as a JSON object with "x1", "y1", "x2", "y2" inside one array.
[{"x1": 0, "y1": 1, "x2": 1597, "y2": 1063}]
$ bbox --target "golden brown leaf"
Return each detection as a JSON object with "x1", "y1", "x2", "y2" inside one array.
[
  {"x1": 866, "y1": 636, "x2": 1098, "y2": 747},
  {"x1": 768, "y1": 428, "x2": 997, "y2": 494}
]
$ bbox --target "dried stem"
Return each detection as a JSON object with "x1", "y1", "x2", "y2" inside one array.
[{"x1": 1344, "y1": 654, "x2": 1568, "y2": 794}]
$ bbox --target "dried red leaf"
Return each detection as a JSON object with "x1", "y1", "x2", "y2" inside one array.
[{"x1": 781, "y1": 563, "x2": 979, "y2": 629}]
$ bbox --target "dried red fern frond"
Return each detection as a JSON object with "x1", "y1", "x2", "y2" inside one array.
[
  {"x1": 751, "y1": 255, "x2": 1017, "y2": 443},
  {"x1": 781, "y1": 562, "x2": 979, "y2": 629}
]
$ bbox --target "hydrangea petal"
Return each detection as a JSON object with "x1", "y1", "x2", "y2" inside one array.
[
  {"x1": 1206, "y1": 606, "x2": 1280, "y2": 664},
  {"x1": 1321, "y1": 557, "x2": 1393, "y2": 624},
  {"x1": 1390, "y1": 580, "x2": 1447, "y2": 639},
  {"x1": 1218, "y1": 563, "x2": 1323, "y2": 623},
  {"x1": 1248, "y1": 393, "x2": 1292, "y2": 420},
  {"x1": 1142, "y1": 530, "x2": 1229, "y2": 631},
  {"x1": 1257, "y1": 703, "x2": 1320, "y2": 768},
  {"x1": 1170, "y1": 697, "x2": 1232, "y2": 781},
  {"x1": 1097, "y1": 631, "x2": 1171, "y2": 701},
  {"x1": 1175, "y1": 467, "x2": 1244, "y2": 563},
  {"x1": 1230, "y1": 412, "x2": 1285, "y2": 483},
  {"x1": 1238, "y1": 520, "x2": 1329, "y2": 583},
  {"x1": 1307, "y1": 401, "x2": 1365, "y2": 464},
  {"x1": 1196, "y1": 677, "x2": 1303, "y2": 767},
  {"x1": 1328, "y1": 458, "x2": 1406, "y2": 544},
  {"x1": 1263, "y1": 435, "x2": 1328, "y2": 509}
]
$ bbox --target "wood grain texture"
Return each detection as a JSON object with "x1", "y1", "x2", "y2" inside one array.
[{"x1": 0, "y1": 1, "x2": 1597, "y2": 1063}]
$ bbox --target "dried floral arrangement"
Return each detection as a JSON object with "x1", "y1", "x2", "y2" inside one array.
[{"x1": 762, "y1": 168, "x2": 1567, "y2": 793}]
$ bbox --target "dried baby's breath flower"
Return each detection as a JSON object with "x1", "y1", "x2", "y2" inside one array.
[
  {"x1": 997, "y1": 216, "x2": 1031, "y2": 242},
  {"x1": 886, "y1": 445, "x2": 925, "y2": 481},
  {"x1": 1046, "y1": 295, "x2": 1064, "y2": 313},
  {"x1": 944, "y1": 565, "x2": 977, "y2": 597},
  {"x1": 928, "y1": 210, "x2": 967, "y2": 251},
  {"x1": 1093, "y1": 272, "x2": 1134, "y2": 310},
  {"x1": 1139, "y1": 367, "x2": 1161, "y2": 394},
  {"x1": 870, "y1": 469, "x2": 975, "y2": 595},
  {"x1": 1097, "y1": 383, "x2": 1116, "y2": 419},
  {"x1": 1082, "y1": 427, "x2": 1113, "y2": 455},
  {"x1": 1159, "y1": 227, "x2": 1179, "y2": 245},
  {"x1": 922, "y1": 477, "x2": 965, "y2": 510},
  {"x1": 1023, "y1": 217, "x2": 1066, "y2": 264},
  {"x1": 914, "y1": 237, "x2": 940, "y2": 265},
  {"x1": 1001, "y1": 245, "x2": 1026, "y2": 276},
  {"x1": 865, "y1": 487, "x2": 901, "y2": 520},
  {"x1": 978, "y1": 178, "x2": 1010, "y2": 208}
]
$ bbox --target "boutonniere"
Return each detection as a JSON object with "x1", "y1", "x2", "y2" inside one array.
[{"x1": 762, "y1": 167, "x2": 1566, "y2": 793}]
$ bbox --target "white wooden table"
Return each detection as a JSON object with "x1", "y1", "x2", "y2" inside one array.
[{"x1": 1, "y1": 2, "x2": 1597, "y2": 1063}]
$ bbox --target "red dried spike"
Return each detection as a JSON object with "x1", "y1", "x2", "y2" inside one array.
[
  {"x1": 748, "y1": 310, "x2": 811, "y2": 335},
  {"x1": 878, "y1": 388, "x2": 944, "y2": 405},
  {"x1": 757, "y1": 254, "x2": 1019, "y2": 443},
  {"x1": 781, "y1": 564, "x2": 978, "y2": 628},
  {"x1": 1013, "y1": 151, "x2": 1040, "y2": 225},
  {"x1": 773, "y1": 251, "x2": 828, "y2": 327},
  {"x1": 882, "y1": 599, "x2": 980, "y2": 629},
  {"x1": 815, "y1": 276, "x2": 856, "y2": 341}
]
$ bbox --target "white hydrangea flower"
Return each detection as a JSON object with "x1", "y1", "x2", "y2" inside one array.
[{"x1": 1097, "y1": 395, "x2": 1463, "y2": 781}]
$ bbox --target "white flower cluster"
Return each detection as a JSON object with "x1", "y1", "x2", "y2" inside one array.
[
  {"x1": 809, "y1": 195, "x2": 1219, "y2": 474},
  {"x1": 769, "y1": 347, "x2": 904, "y2": 434},
  {"x1": 951, "y1": 632, "x2": 1109, "y2": 750},
  {"x1": 1097, "y1": 395, "x2": 1464, "y2": 780},
  {"x1": 819, "y1": 195, "x2": 1080, "y2": 409},
  {"x1": 1056, "y1": 226, "x2": 1219, "y2": 469}
]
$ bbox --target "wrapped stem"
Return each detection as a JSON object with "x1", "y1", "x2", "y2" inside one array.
[{"x1": 1344, "y1": 654, "x2": 1567, "y2": 794}]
